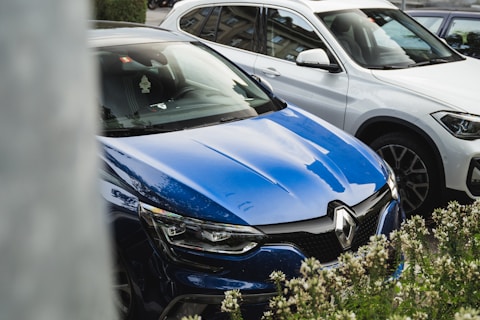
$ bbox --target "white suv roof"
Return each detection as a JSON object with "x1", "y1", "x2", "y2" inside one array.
[{"x1": 173, "y1": 0, "x2": 397, "y2": 12}]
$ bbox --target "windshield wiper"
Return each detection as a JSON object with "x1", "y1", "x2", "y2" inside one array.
[
  {"x1": 184, "y1": 115, "x2": 254, "y2": 130},
  {"x1": 408, "y1": 58, "x2": 450, "y2": 68},
  {"x1": 103, "y1": 126, "x2": 179, "y2": 137},
  {"x1": 367, "y1": 65, "x2": 408, "y2": 70},
  {"x1": 219, "y1": 115, "x2": 253, "y2": 123}
]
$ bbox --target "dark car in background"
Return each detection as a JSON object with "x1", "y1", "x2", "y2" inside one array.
[
  {"x1": 90, "y1": 21, "x2": 403, "y2": 320},
  {"x1": 407, "y1": 8, "x2": 480, "y2": 58}
]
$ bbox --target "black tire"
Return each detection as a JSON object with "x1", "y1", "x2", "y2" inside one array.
[
  {"x1": 369, "y1": 132, "x2": 441, "y2": 218},
  {"x1": 147, "y1": 1, "x2": 158, "y2": 10},
  {"x1": 114, "y1": 253, "x2": 136, "y2": 320}
]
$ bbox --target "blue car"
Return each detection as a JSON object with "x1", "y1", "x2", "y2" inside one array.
[{"x1": 91, "y1": 21, "x2": 403, "y2": 320}]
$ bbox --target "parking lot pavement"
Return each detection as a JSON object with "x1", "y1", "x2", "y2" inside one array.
[{"x1": 146, "y1": 7, "x2": 171, "y2": 26}]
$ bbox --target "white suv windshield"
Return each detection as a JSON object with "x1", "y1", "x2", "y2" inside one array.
[
  {"x1": 318, "y1": 8, "x2": 463, "y2": 69},
  {"x1": 97, "y1": 42, "x2": 280, "y2": 136}
]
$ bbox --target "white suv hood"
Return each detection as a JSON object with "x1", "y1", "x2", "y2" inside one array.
[{"x1": 371, "y1": 58, "x2": 480, "y2": 114}]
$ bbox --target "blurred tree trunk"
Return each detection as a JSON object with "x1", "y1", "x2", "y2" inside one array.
[{"x1": 0, "y1": 1, "x2": 116, "y2": 320}]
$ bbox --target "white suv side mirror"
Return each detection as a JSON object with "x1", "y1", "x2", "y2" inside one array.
[{"x1": 296, "y1": 49, "x2": 341, "y2": 73}]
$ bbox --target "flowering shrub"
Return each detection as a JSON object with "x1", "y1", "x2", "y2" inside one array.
[{"x1": 207, "y1": 200, "x2": 480, "y2": 320}]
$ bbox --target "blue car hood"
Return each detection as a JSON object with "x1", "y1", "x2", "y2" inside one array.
[{"x1": 99, "y1": 107, "x2": 388, "y2": 226}]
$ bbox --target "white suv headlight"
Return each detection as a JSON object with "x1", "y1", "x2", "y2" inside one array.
[
  {"x1": 432, "y1": 111, "x2": 480, "y2": 140},
  {"x1": 139, "y1": 202, "x2": 265, "y2": 255}
]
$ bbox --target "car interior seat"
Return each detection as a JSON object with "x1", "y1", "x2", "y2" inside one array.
[
  {"x1": 330, "y1": 14, "x2": 366, "y2": 64},
  {"x1": 445, "y1": 33, "x2": 464, "y2": 51},
  {"x1": 99, "y1": 52, "x2": 167, "y2": 125},
  {"x1": 466, "y1": 31, "x2": 480, "y2": 58}
]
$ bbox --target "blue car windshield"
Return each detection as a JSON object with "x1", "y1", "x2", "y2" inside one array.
[
  {"x1": 97, "y1": 42, "x2": 281, "y2": 136},
  {"x1": 318, "y1": 8, "x2": 464, "y2": 69}
]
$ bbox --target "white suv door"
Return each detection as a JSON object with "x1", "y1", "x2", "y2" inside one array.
[{"x1": 255, "y1": 7, "x2": 348, "y2": 128}]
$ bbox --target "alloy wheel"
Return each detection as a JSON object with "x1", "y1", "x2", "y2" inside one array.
[
  {"x1": 113, "y1": 255, "x2": 134, "y2": 319},
  {"x1": 377, "y1": 144, "x2": 430, "y2": 214}
]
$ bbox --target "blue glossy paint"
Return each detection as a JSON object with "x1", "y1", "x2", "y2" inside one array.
[{"x1": 99, "y1": 105, "x2": 388, "y2": 226}]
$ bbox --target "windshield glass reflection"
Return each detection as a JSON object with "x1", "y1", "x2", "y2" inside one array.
[
  {"x1": 97, "y1": 42, "x2": 280, "y2": 136},
  {"x1": 318, "y1": 9, "x2": 463, "y2": 69}
]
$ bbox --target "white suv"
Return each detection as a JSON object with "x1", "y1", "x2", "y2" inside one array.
[{"x1": 161, "y1": 0, "x2": 480, "y2": 217}]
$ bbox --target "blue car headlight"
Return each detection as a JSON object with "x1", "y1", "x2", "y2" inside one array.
[
  {"x1": 385, "y1": 162, "x2": 399, "y2": 201},
  {"x1": 432, "y1": 111, "x2": 480, "y2": 140},
  {"x1": 139, "y1": 202, "x2": 265, "y2": 255}
]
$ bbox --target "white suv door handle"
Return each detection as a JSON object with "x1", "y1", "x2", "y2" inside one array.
[{"x1": 260, "y1": 67, "x2": 281, "y2": 77}]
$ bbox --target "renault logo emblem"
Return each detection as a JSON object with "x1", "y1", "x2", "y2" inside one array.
[{"x1": 334, "y1": 206, "x2": 357, "y2": 249}]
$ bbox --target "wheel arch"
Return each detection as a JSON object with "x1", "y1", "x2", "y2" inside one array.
[{"x1": 355, "y1": 116, "x2": 446, "y2": 190}]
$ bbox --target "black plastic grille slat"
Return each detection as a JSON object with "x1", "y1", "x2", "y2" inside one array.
[
  {"x1": 267, "y1": 232, "x2": 343, "y2": 264},
  {"x1": 351, "y1": 209, "x2": 380, "y2": 251},
  {"x1": 263, "y1": 188, "x2": 391, "y2": 264}
]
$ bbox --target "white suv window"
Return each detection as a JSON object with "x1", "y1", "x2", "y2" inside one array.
[
  {"x1": 179, "y1": 6, "x2": 259, "y2": 51},
  {"x1": 266, "y1": 8, "x2": 326, "y2": 61},
  {"x1": 178, "y1": 5, "x2": 329, "y2": 61}
]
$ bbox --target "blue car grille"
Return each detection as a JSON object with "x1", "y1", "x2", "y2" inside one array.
[
  {"x1": 269, "y1": 231, "x2": 343, "y2": 264},
  {"x1": 262, "y1": 186, "x2": 391, "y2": 264}
]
